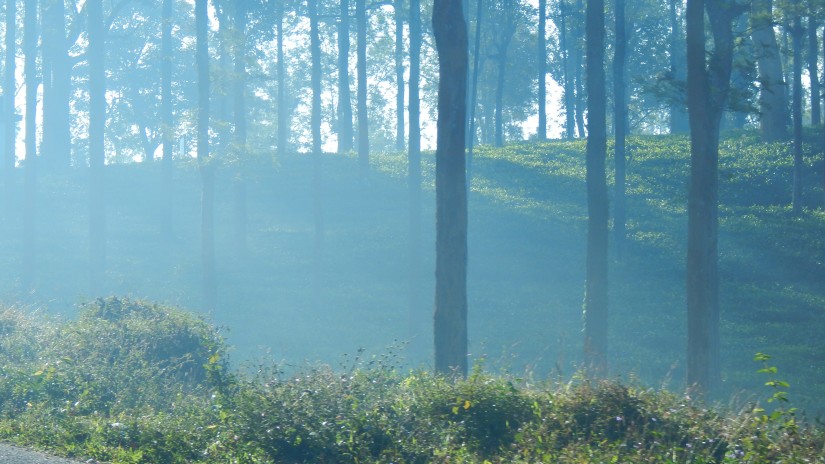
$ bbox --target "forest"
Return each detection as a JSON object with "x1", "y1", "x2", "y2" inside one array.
[{"x1": 1, "y1": 0, "x2": 825, "y2": 461}]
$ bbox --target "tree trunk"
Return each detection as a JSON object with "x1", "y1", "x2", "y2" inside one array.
[
  {"x1": 310, "y1": 0, "x2": 324, "y2": 260},
  {"x1": 686, "y1": 0, "x2": 738, "y2": 397},
  {"x1": 792, "y1": 8, "x2": 803, "y2": 215},
  {"x1": 88, "y1": 0, "x2": 106, "y2": 296},
  {"x1": 559, "y1": 1, "x2": 575, "y2": 139},
  {"x1": 233, "y1": 0, "x2": 248, "y2": 256},
  {"x1": 584, "y1": 0, "x2": 608, "y2": 375},
  {"x1": 338, "y1": 0, "x2": 353, "y2": 153},
  {"x1": 809, "y1": 16, "x2": 820, "y2": 127},
  {"x1": 433, "y1": 0, "x2": 468, "y2": 378},
  {"x1": 574, "y1": 46, "x2": 586, "y2": 138},
  {"x1": 395, "y1": 0, "x2": 405, "y2": 151},
  {"x1": 356, "y1": 0, "x2": 369, "y2": 176},
  {"x1": 196, "y1": 0, "x2": 215, "y2": 311},
  {"x1": 537, "y1": 0, "x2": 547, "y2": 140},
  {"x1": 751, "y1": 0, "x2": 788, "y2": 142},
  {"x1": 22, "y1": 0, "x2": 37, "y2": 292},
  {"x1": 669, "y1": 0, "x2": 689, "y2": 134},
  {"x1": 613, "y1": 0, "x2": 627, "y2": 259},
  {"x1": 40, "y1": 0, "x2": 71, "y2": 170},
  {"x1": 467, "y1": 0, "x2": 483, "y2": 183},
  {"x1": 161, "y1": 0, "x2": 173, "y2": 238},
  {"x1": 277, "y1": 3, "x2": 288, "y2": 158},
  {"x1": 3, "y1": 0, "x2": 16, "y2": 219},
  {"x1": 408, "y1": 0, "x2": 424, "y2": 356}
]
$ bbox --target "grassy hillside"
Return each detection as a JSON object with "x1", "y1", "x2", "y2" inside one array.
[{"x1": 1, "y1": 130, "x2": 824, "y2": 414}]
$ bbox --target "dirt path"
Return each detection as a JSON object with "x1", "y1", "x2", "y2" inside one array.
[{"x1": 0, "y1": 443, "x2": 96, "y2": 463}]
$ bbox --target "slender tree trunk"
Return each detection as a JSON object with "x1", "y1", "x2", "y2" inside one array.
[
  {"x1": 559, "y1": 1, "x2": 575, "y2": 139},
  {"x1": 196, "y1": 0, "x2": 215, "y2": 311},
  {"x1": 669, "y1": 0, "x2": 689, "y2": 133},
  {"x1": 40, "y1": 0, "x2": 71, "y2": 170},
  {"x1": 22, "y1": 0, "x2": 37, "y2": 292},
  {"x1": 338, "y1": 0, "x2": 353, "y2": 153},
  {"x1": 89, "y1": 0, "x2": 106, "y2": 295},
  {"x1": 161, "y1": 0, "x2": 173, "y2": 238},
  {"x1": 494, "y1": 0, "x2": 514, "y2": 148},
  {"x1": 686, "y1": 0, "x2": 738, "y2": 397},
  {"x1": 233, "y1": 0, "x2": 248, "y2": 256},
  {"x1": 408, "y1": 0, "x2": 424, "y2": 355},
  {"x1": 3, "y1": 0, "x2": 16, "y2": 219},
  {"x1": 310, "y1": 0, "x2": 324, "y2": 260},
  {"x1": 433, "y1": 0, "x2": 468, "y2": 378},
  {"x1": 584, "y1": 0, "x2": 608, "y2": 375},
  {"x1": 494, "y1": 55, "x2": 506, "y2": 147},
  {"x1": 809, "y1": 16, "x2": 820, "y2": 127},
  {"x1": 356, "y1": 0, "x2": 369, "y2": 176},
  {"x1": 277, "y1": 3, "x2": 288, "y2": 159},
  {"x1": 613, "y1": 0, "x2": 627, "y2": 259},
  {"x1": 537, "y1": 0, "x2": 546, "y2": 140},
  {"x1": 574, "y1": 46, "x2": 586, "y2": 138},
  {"x1": 467, "y1": 0, "x2": 483, "y2": 183},
  {"x1": 792, "y1": 8, "x2": 803, "y2": 215},
  {"x1": 751, "y1": 0, "x2": 788, "y2": 142},
  {"x1": 395, "y1": 0, "x2": 405, "y2": 151}
]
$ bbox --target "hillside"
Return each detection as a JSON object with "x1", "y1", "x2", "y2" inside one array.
[{"x1": 1, "y1": 130, "x2": 824, "y2": 413}]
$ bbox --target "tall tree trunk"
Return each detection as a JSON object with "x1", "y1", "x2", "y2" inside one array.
[
  {"x1": 394, "y1": 0, "x2": 405, "y2": 151},
  {"x1": 493, "y1": 0, "x2": 514, "y2": 148},
  {"x1": 669, "y1": 0, "x2": 689, "y2": 133},
  {"x1": 537, "y1": 0, "x2": 547, "y2": 140},
  {"x1": 467, "y1": 0, "x2": 483, "y2": 183},
  {"x1": 559, "y1": 0, "x2": 575, "y2": 139},
  {"x1": 41, "y1": 0, "x2": 71, "y2": 170},
  {"x1": 686, "y1": 0, "x2": 738, "y2": 397},
  {"x1": 792, "y1": 7, "x2": 803, "y2": 215},
  {"x1": 277, "y1": 3, "x2": 288, "y2": 158},
  {"x1": 433, "y1": 0, "x2": 468, "y2": 378},
  {"x1": 408, "y1": 0, "x2": 424, "y2": 354},
  {"x1": 3, "y1": 0, "x2": 16, "y2": 219},
  {"x1": 574, "y1": 46, "x2": 586, "y2": 138},
  {"x1": 809, "y1": 16, "x2": 820, "y2": 127},
  {"x1": 584, "y1": 0, "x2": 608, "y2": 375},
  {"x1": 89, "y1": 0, "x2": 106, "y2": 295},
  {"x1": 196, "y1": 0, "x2": 215, "y2": 311},
  {"x1": 310, "y1": 0, "x2": 324, "y2": 260},
  {"x1": 751, "y1": 0, "x2": 788, "y2": 142},
  {"x1": 233, "y1": 0, "x2": 248, "y2": 256},
  {"x1": 356, "y1": 0, "x2": 369, "y2": 176},
  {"x1": 161, "y1": 0, "x2": 173, "y2": 238},
  {"x1": 22, "y1": 0, "x2": 37, "y2": 292},
  {"x1": 338, "y1": 0, "x2": 353, "y2": 153},
  {"x1": 613, "y1": 0, "x2": 627, "y2": 259}
]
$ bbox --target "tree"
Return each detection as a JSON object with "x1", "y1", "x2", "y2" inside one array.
[
  {"x1": 408, "y1": 0, "x2": 424, "y2": 353},
  {"x1": 196, "y1": 0, "x2": 216, "y2": 311},
  {"x1": 161, "y1": 0, "x2": 174, "y2": 238},
  {"x1": 3, "y1": 0, "x2": 15, "y2": 217},
  {"x1": 613, "y1": 0, "x2": 627, "y2": 258},
  {"x1": 686, "y1": 0, "x2": 741, "y2": 396},
  {"x1": 356, "y1": 0, "x2": 370, "y2": 175},
  {"x1": 277, "y1": 1, "x2": 288, "y2": 158},
  {"x1": 669, "y1": 0, "x2": 689, "y2": 134},
  {"x1": 583, "y1": 0, "x2": 607, "y2": 374},
  {"x1": 537, "y1": 0, "x2": 547, "y2": 140},
  {"x1": 467, "y1": 0, "x2": 483, "y2": 180},
  {"x1": 433, "y1": 0, "x2": 468, "y2": 377},
  {"x1": 808, "y1": 14, "x2": 820, "y2": 127},
  {"x1": 22, "y1": 0, "x2": 37, "y2": 291},
  {"x1": 556, "y1": 0, "x2": 576, "y2": 139},
  {"x1": 310, "y1": 0, "x2": 324, "y2": 259},
  {"x1": 232, "y1": 0, "x2": 249, "y2": 255},
  {"x1": 40, "y1": 0, "x2": 72, "y2": 170},
  {"x1": 751, "y1": 0, "x2": 789, "y2": 142},
  {"x1": 492, "y1": 0, "x2": 516, "y2": 147},
  {"x1": 791, "y1": 0, "x2": 803, "y2": 215},
  {"x1": 338, "y1": 0, "x2": 354, "y2": 153},
  {"x1": 395, "y1": 0, "x2": 405, "y2": 151}
]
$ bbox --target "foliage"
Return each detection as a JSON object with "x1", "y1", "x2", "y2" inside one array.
[{"x1": 2, "y1": 310, "x2": 824, "y2": 463}]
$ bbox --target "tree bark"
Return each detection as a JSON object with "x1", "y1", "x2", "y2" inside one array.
[
  {"x1": 584, "y1": 0, "x2": 608, "y2": 375},
  {"x1": 613, "y1": 0, "x2": 627, "y2": 259},
  {"x1": 338, "y1": 0, "x2": 354, "y2": 153},
  {"x1": 751, "y1": 0, "x2": 788, "y2": 142},
  {"x1": 356, "y1": 0, "x2": 369, "y2": 176},
  {"x1": 559, "y1": 1, "x2": 575, "y2": 139},
  {"x1": 3, "y1": 0, "x2": 15, "y2": 219},
  {"x1": 433, "y1": 0, "x2": 468, "y2": 378},
  {"x1": 22, "y1": 0, "x2": 37, "y2": 292},
  {"x1": 161, "y1": 0, "x2": 173, "y2": 238},
  {"x1": 40, "y1": 0, "x2": 71, "y2": 170},
  {"x1": 808, "y1": 16, "x2": 820, "y2": 127},
  {"x1": 792, "y1": 6, "x2": 803, "y2": 215},
  {"x1": 467, "y1": 0, "x2": 483, "y2": 183},
  {"x1": 537, "y1": 0, "x2": 547, "y2": 140},
  {"x1": 196, "y1": 0, "x2": 215, "y2": 311},
  {"x1": 395, "y1": 0, "x2": 405, "y2": 151}
]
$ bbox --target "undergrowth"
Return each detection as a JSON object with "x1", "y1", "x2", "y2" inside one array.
[{"x1": 1, "y1": 300, "x2": 824, "y2": 463}]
